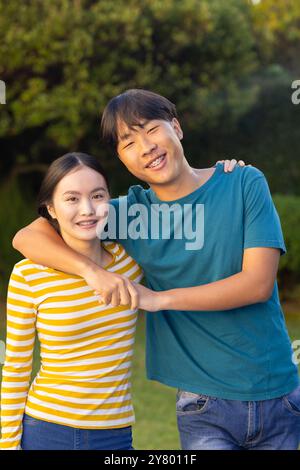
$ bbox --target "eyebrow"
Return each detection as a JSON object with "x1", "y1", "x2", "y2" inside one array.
[
  {"x1": 63, "y1": 187, "x2": 107, "y2": 195},
  {"x1": 119, "y1": 120, "x2": 151, "y2": 142}
]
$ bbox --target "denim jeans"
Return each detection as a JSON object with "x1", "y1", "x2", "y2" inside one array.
[
  {"x1": 176, "y1": 385, "x2": 300, "y2": 450},
  {"x1": 21, "y1": 414, "x2": 134, "y2": 450}
]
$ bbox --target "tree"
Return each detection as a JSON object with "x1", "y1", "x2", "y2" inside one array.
[{"x1": 0, "y1": 0, "x2": 258, "y2": 192}]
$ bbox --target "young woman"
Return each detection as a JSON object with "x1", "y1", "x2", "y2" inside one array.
[{"x1": 0, "y1": 152, "x2": 142, "y2": 450}]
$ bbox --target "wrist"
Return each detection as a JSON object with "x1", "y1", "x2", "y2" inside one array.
[
  {"x1": 76, "y1": 256, "x2": 97, "y2": 278},
  {"x1": 156, "y1": 290, "x2": 173, "y2": 311}
]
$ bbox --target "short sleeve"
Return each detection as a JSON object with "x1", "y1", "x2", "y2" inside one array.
[{"x1": 243, "y1": 173, "x2": 286, "y2": 255}]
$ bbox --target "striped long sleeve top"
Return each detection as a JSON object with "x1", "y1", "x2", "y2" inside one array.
[{"x1": 0, "y1": 242, "x2": 143, "y2": 450}]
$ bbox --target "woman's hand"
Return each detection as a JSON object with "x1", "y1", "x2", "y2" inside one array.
[
  {"x1": 83, "y1": 264, "x2": 139, "y2": 309},
  {"x1": 134, "y1": 283, "x2": 162, "y2": 312}
]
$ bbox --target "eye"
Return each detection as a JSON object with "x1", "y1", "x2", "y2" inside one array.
[
  {"x1": 148, "y1": 126, "x2": 158, "y2": 133},
  {"x1": 66, "y1": 196, "x2": 78, "y2": 202},
  {"x1": 93, "y1": 193, "x2": 105, "y2": 200},
  {"x1": 124, "y1": 141, "x2": 134, "y2": 149}
]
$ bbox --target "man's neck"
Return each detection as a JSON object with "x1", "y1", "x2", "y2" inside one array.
[{"x1": 150, "y1": 166, "x2": 216, "y2": 201}]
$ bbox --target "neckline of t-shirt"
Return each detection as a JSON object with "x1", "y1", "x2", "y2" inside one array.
[
  {"x1": 101, "y1": 241, "x2": 118, "y2": 270},
  {"x1": 41, "y1": 241, "x2": 118, "y2": 276},
  {"x1": 148, "y1": 163, "x2": 223, "y2": 205}
]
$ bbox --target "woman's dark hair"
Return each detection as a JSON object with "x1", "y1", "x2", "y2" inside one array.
[
  {"x1": 37, "y1": 152, "x2": 110, "y2": 232},
  {"x1": 101, "y1": 89, "x2": 178, "y2": 148}
]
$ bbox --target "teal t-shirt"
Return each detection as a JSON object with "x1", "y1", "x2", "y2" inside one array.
[{"x1": 108, "y1": 164, "x2": 299, "y2": 400}]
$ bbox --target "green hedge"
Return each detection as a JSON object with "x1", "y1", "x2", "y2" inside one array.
[
  {"x1": 274, "y1": 194, "x2": 300, "y2": 292},
  {"x1": 0, "y1": 180, "x2": 35, "y2": 297}
]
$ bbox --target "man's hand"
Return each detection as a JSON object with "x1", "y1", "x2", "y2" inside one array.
[
  {"x1": 216, "y1": 159, "x2": 248, "y2": 172},
  {"x1": 82, "y1": 264, "x2": 139, "y2": 310}
]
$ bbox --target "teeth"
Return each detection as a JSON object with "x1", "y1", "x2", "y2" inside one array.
[
  {"x1": 148, "y1": 155, "x2": 164, "y2": 168},
  {"x1": 78, "y1": 221, "x2": 96, "y2": 226}
]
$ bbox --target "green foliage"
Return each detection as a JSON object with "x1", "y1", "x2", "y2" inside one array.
[
  {"x1": 0, "y1": 0, "x2": 259, "y2": 192},
  {"x1": 274, "y1": 194, "x2": 300, "y2": 278},
  {"x1": 1, "y1": 0, "x2": 299, "y2": 195},
  {"x1": 0, "y1": 179, "x2": 35, "y2": 296},
  {"x1": 251, "y1": 0, "x2": 300, "y2": 69}
]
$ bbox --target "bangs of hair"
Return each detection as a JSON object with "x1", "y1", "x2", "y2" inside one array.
[{"x1": 101, "y1": 89, "x2": 178, "y2": 148}]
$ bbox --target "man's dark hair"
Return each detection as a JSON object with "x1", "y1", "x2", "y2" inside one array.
[{"x1": 101, "y1": 89, "x2": 178, "y2": 148}]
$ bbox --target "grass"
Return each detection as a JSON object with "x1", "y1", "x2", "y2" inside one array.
[{"x1": 1, "y1": 307, "x2": 300, "y2": 450}]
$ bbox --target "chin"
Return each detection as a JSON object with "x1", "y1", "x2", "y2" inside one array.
[
  {"x1": 80, "y1": 233, "x2": 98, "y2": 241},
  {"x1": 149, "y1": 174, "x2": 174, "y2": 185},
  {"x1": 71, "y1": 229, "x2": 98, "y2": 242},
  {"x1": 138, "y1": 171, "x2": 171, "y2": 185}
]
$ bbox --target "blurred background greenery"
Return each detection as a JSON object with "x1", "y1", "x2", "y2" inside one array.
[{"x1": 0, "y1": 0, "x2": 300, "y2": 449}]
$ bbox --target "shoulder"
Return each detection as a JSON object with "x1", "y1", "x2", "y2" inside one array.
[
  {"x1": 103, "y1": 241, "x2": 143, "y2": 281},
  {"x1": 11, "y1": 259, "x2": 46, "y2": 277},
  {"x1": 103, "y1": 241, "x2": 134, "y2": 264},
  {"x1": 10, "y1": 258, "x2": 66, "y2": 283},
  {"x1": 240, "y1": 165, "x2": 265, "y2": 183},
  {"x1": 221, "y1": 165, "x2": 267, "y2": 192},
  {"x1": 222, "y1": 164, "x2": 264, "y2": 183},
  {"x1": 9, "y1": 259, "x2": 46, "y2": 291},
  {"x1": 102, "y1": 241, "x2": 124, "y2": 260},
  {"x1": 110, "y1": 185, "x2": 150, "y2": 208},
  {"x1": 239, "y1": 166, "x2": 272, "y2": 200}
]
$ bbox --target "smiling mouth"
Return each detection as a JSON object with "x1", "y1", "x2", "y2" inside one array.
[
  {"x1": 76, "y1": 220, "x2": 98, "y2": 227},
  {"x1": 146, "y1": 153, "x2": 166, "y2": 169}
]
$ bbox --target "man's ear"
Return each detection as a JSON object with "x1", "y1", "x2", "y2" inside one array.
[
  {"x1": 172, "y1": 118, "x2": 183, "y2": 140},
  {"x1": 46, "y1": 204, "x2": 56, "y2": 220}
]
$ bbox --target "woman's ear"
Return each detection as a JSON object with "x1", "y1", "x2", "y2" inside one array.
[{"x1": 46, "y1": 204, "x2": 56, "y2": 220}]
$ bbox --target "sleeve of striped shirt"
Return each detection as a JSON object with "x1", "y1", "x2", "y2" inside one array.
[{"x1": 0, "y1": 264, "x2": 37, "y2": 450}]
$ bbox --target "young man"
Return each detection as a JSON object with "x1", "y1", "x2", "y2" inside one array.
[{"x1": 13, "y1": 89, "x2": 300, "y2": 450}]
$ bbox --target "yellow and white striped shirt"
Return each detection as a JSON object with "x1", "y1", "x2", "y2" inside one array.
[{"x1": 0, "y1": 242, "x2": 143, "y2": 450}]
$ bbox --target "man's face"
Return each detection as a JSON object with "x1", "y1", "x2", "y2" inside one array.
[{"x1": 116, "y1": 118, "x2": 185, "y2": 186}]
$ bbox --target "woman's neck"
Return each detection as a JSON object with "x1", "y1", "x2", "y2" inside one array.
[{"x1": 60, "y1": 232, "x2": 111, "y2": 267}]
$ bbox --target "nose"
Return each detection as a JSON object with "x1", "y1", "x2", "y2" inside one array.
[
  {"x1": 79, "y1": 198, "x2": 95, "y2": 216},
  {"x1": 140, "y1": 134, "x2": 157, "y2": 157}
]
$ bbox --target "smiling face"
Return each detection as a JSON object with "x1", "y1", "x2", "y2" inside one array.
[
  {"x1": 116, "y1": 118, "x2": 186, "y2": 187},
  {"x1": 47, "y1": 165, "x2": 110, "y2": 244}
]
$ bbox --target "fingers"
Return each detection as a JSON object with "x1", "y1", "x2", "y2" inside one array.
[
  {"x1": 216, "y1": 159, "x2": 246, "y2": 172},
  {"x1": 223, "y1": 160, "x2": 230, "y2": 172},
  {"x1": 118, "y1": 279, "x2": 131, "y2": 307},
  {"x1": 94, "y1": 278, "x2": 138, "y2": 310},
  {"x1": 127, "y1": 282, "x2": 139, "y2": 310},
  {"x1": 223, "y1": 159, "x2": 237, "y2": 172},
  {"x1": 110, "y1": 289, "x2": 120, "y2": 308},
  {"x1": 116, "y1": 278, "x2": 138, "y2": 309},
  {"x1": 94, "y1": 290, "x2": 111, "y2": 306},
  {"x1": 101, "y1": 290, "x2": 112, "y2": 306},
  {"x1": 223, "y1": 159, "x2": 249, "y2": 172},
  {"x1": 228, "y1": 159, "x2": 238, "y2": 172}
]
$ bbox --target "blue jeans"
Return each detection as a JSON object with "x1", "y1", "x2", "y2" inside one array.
[
  {"x1": 21, "y1": 414, "x2": 134, "y2": 450},
  {"x1": 176, "y1": 386, "x2": 300, "y2": 450}
]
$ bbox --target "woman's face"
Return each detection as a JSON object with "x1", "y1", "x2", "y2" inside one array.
[{"x1": 47, "y1": 165, "x2": 110, "y2": 243}]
